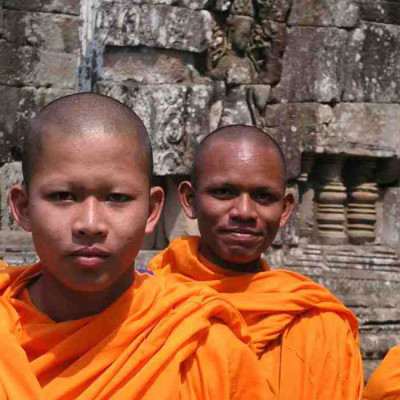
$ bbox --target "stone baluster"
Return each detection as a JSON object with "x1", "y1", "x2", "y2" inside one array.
[
  {"x1": 298, "y1": 153, "x2": 315, "y2": 240},
  {"x1": 315, "y1": 155, "x2": 347, "y2": 245},
  {"x1": 346, "y1": 159, "x2": 378, "y2": 244}
]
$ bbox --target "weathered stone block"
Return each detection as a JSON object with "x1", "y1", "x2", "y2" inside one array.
[
  {"x1": 0, "y1": 162, "x2": 23, "y2": 230},
  {"x1": 3, "y1": 0, "x2": 80, "y2": 15},
  {"x1": 272, "y1": 27, "x2": 347, "y2": 102},
  {"x1": 0, "y1": 86, "x2": 20, "y2": 161},
  {"x1": 33, "y1": 50, "x2": 78, "y2": 89},
  {"x1": 263, "y1": 0, "x2": 294, "y2": 22},
  {"x1": 327, "y1": 103, "x2": 400, "y2": 157},
  {"x1": 97, "y1": 81, "x2": 214, "y2": 175},
  {"x1": 96, "y1": 3, "x2": 212, "y2": 53},
  {"x1": 264, "y1": 103, "x2": 334, "y2": 178},
  {"x1": 378, "y1": 187, "x2": 400, "y2": 247},
  {"x1": 103, "y1": 46, "x2": 200, "y2": 84},
  {"x1": 3, "y1": 10, "x2": 79, "y2": 53},
  {"x1": 343, "y1": 22, "x2": 400, "y2": 103},
  {"x1": 289, "y1": 0, "x2": 359, "y2": 27},
  {"x1": 0, "y1": 231, "x2": 35, "y2": 266},
  {"x1": 105, "y1": 0, "x2": 211, "y2": 9},
  {"x1": 359, "y1": 0, "x2": 400, "y2": 25},
  {"x1": 214, "y1": 0, "x2": 293, "y2": 21},
  {"x1": 0, "y1": 86, "x2": 74, "y2": 163},
  {"x1": 0, "y1": 0, "x2": 3, "y2": 36},
  {"x1": 0, "y1": 42, "x2": 78, "y2": 88},
  {"x1": 0, "y1": 42, "x2": 35, "y2": 86}
]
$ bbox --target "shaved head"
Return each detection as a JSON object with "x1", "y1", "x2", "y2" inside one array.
[
  {"x1": 22, "y1": 93, "x2": 152, "y2": 186},
  {"x1": 192, "y1": 124, "x2": 287, "y2": 188}
]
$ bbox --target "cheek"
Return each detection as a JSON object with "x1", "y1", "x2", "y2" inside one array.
[
  {"x1": 258, "y1": 205, "x2": 285, "y2": 227},
  {"x1": 197, "y1": 199, "x2": 230, "y2": 222},
  {"x1": 30, "y1": 206, "x2": 67, "y2": 238},
  {"x1": 110, "y1": 206, "x2": 149, "y2": 239}
]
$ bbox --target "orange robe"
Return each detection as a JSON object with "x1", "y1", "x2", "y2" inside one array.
[
  {"x1": 149, "y1": 236, "x2": 364, "y2": 400},
  {"x1": 0, "y1": 262, "x2": 270, "y2": 400},
  {"x1": 363, "y1": 345, "x2": 400, "y2": 400}
]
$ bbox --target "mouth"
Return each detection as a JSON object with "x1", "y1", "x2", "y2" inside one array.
[
  {"x1": 219, "y1": 228, "x2": 262, "y2": 240},
  {"x1": 70, "y1": 247, "x2": 111, "y2": 267}
]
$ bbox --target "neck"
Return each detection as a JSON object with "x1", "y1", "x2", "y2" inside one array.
[
  {"x1": 28, "y1": 267, "x2": 134, "y2": 322},
  {"x1": 198, "y1": 245, "x2": 263, "y2": 274}
]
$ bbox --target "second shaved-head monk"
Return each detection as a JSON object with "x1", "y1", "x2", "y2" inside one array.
[
  {"x1": 0, "y1": 96, "x2": 270, "y2": 399},
  {"x1": 363, "y1": 345, "x2": 400, "y2": 399},
  {"x1": 149, "y1": 124, "x2": 364, "y2": 400}
]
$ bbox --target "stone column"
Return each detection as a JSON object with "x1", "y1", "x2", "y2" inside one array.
[
  {"x1": 346, "y1": 159, "x2": 378, "y2": 244},
  {"x1": 298, "y1": 152, "x2": 315, "y2": 241},
  {"x1": 315, "y1": 155, "x2": 347, "y2": 245}
]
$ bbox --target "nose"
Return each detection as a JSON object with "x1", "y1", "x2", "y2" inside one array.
[
  {"x1": 72, "y1": 197, "x2": 108, "y2": 238},
  {"x1": 230, "y1": 193, "x2": 257, "y2": 221}
]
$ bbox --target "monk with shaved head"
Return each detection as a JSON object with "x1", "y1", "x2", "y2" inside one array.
[
  {"x1": 363, "y1": 345, "x2": 400, "y2": 399},
  {"x1": 1, "y1": 95, "x2": 270, "y2": 399},
  {"x1": 149, "y1": 124, "x2": 364, "y2": 399}
]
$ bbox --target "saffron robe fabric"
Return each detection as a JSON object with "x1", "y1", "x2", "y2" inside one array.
[
  {"x1": 0, "y1": 262, "x2": 270, "y2": 400},
  {"x1": 363, "y1": 345, "x2": 400, "y2": 400},
  {"x1": 148, "y1": 236, "x2": 364, "y2": 400}
]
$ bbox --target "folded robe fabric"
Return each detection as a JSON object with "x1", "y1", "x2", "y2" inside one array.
[
  {"x1": 363, "y1": 345, "x2": 400, "y2": 400},
  {"x1": 0, "y1": 262, "x2": 270, "y2": 400},
  {"x1": 148, "y1": 236, "x2": 364, "y2": 400}
]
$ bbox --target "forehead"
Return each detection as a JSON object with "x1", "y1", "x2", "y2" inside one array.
[
  {"x1": 31, "y1": 133, "x2": 147, "y2": 183},
  {"x1": 197, "y1": 139, "x2": 285, "y2": 189}
]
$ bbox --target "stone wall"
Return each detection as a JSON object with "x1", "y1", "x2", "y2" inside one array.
[{"x1": 1, "y1": 0, "x2": 400, "y2": 379}]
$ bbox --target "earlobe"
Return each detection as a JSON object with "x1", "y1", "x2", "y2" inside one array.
[
  {"x1": 8, "y1": 184, "x2": 32, "y2": 232},
  {"x1": 279, "y1": 190, "x2": 295, "y2": 228},
  {"x1": 145, "y1": 186, "x2": 165, "y2": 234},
  {"x1": 178, "y1": 181, "x2": 197, "y2": 220}
]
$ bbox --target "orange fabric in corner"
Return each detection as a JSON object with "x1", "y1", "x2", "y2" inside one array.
[
  {"x1": 148, "y1": 236, "x2": 364, "y2": 400},
  {"x1": 0, "y1": 263, "x2": 270, "y2": 400},
  {"x1": 363, "y1": 345, "x2": 400, "y2": 400}
]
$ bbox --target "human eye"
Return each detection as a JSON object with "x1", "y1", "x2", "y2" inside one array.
[
  {"x1": 105, "y1": 193, "x2": 134, "y2": 203},
  {"x1": 209, "y1": 187, "x2": 237, "y2": 199},
  {"x1": 48, "y1": 191, "x2": 75, "y2": 202},
  {"x1": 252, "y1": 190, "x2": 274, "y2": 204}
]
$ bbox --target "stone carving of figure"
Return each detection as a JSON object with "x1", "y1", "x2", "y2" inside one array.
[
  {"x1": 209, "y1": 16, "x2": 256, "y2": 126},
  {"x1": 210, "y1": 15, "x2": 256, "y2": 85}
]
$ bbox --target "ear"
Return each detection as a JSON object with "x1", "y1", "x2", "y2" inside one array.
[
  {"x1": 8, "y1": 184, "x2": 32, "y2": 232},
  {"x1": 279, "y1": 190, "x2": 295, "y2": 228},
  {"x1": 145, "y1": 186, "x2": 165, "y2": 234},
  {"x1": 178, "y1": 181, "x2": 197, "y2": 220}
]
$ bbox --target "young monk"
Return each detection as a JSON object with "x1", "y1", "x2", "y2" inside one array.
[
  {"x1": 1, "y1": 95, "x2": 270, "y2": 400},
  {"x1": 363, "y1": 345, "x2": 400, "y2": 399},
  {"x1": 149, "y1": 124, "x2": 364, "y2": 400}
]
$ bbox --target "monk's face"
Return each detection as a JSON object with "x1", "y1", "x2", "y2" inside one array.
[
  {"x1": 182, "y1": 140, "x2": 293, "y2": 268},
  {"x1": 10, "y1": 133, "x2": 162, "y2": 291}
]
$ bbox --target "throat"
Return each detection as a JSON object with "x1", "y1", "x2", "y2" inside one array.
[
  {"x1": 198, "y1": 245, "x2": 264, "y2": 274},
  {"x1": 28, "y1": 268, "x2": 134, "y2": 322}
]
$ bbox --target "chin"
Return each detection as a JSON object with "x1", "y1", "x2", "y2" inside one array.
[
  {"x1": 64, "y1": 276, "x2": 116, "y2": 292},
  {"x1": 222, "y1": 251, "x2": 261, "y2": 266}
]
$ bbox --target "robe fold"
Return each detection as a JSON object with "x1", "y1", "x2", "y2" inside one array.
[
  {"x1": 363, "y1": 345, "x2": 400, "y2": 400},
  {"x1": 148, "y1": 236, "x2": 364, "y2": 400},
  {"x1": 0, "y1": 262, "x2": 270, "y2": 400}
]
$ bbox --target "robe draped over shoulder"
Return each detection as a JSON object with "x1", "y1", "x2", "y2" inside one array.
[
  {"x1": 363, "y1": 345, "x2": 400, "y2": 400},
  {"x1": 0, "y1": 262, "x2": 270, "y2": 400},
  {"x1": 148, "y1": 236, "x2": 364, "y2": 400}
]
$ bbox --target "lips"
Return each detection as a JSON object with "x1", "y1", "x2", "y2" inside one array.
[
  {"x1": 219, "y1": 228, "x2": 263, "y2": 244},
  {"x1": 70, "y1": 247, "x2": 111, "y2": 267},
  {"x1": 220, "y1": 228, "x2": 262, "y2": 236}
]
